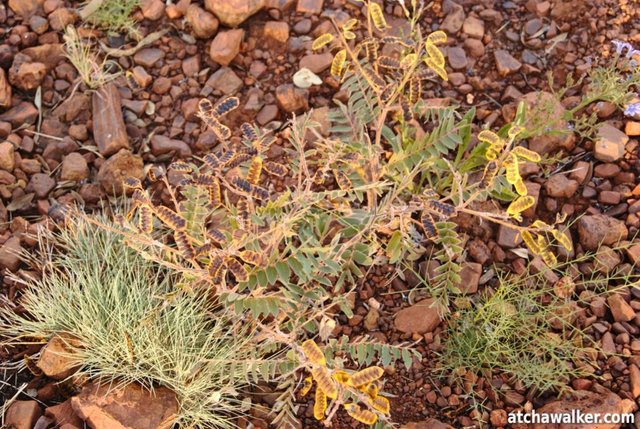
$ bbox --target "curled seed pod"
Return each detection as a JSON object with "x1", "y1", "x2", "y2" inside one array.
[
  {"x1": 511, "y1": 146, "x2": 541, "y2": 162},
  {"x1": 174, "y1": 230, "x2": 195, "y2": 260},
  {"x1": 343, "y1": 18, "x2": 358, "y2": 31},
  {"x1": 369, "y1": 2, "x2": 387, "y2": 30},
  {"x1": 369, "y1": 395, "x2": 390, "y2": 414},
  {"x1": 300, "y1": 376, "x2": 313, "y2": 397},
  {"x1": 360, "y1": 382, "x2": 379, "y2": 399},
  {"x1": 333, "y1": 370, "x2": 351, "y2": 385},
  {"x1": 132, "y1": 189, "x2": 150, "y2": 207},
  {"x1": 425, "y1": 42, "x2": 445, "y2": 68},
  {"x1": 333, "y1": 169, "x2": 352, "y2": 191},
  {"x1": 123, "y1": 177, "x2": 142, "y2": 190},
  {"x1": 427, "y1": 30, "x2": 447, "y2": 45},
  {"x1": 349, "y1": 366, "x2": 384, "y2": 387},
  {"x1": 508, "y1": 124, "x2": 525, "y2": 139},
  {"x1": 226, "y1": 153, "x2": 253, "y2": 169},
  {"x1": 209, "y1": 179, "x2": 222, "y2": 206},
  {"x1": 198, "y1": 98, "x2": 213, "y2": 113},
  {"x1": 138, "y1": 205, "x2": 153, "y2": 234},
  {"x1": 208, "y1": 254, "x2": 226, "y2": 282},
  {"x1": 263, "y1": 161, "x2": 287, "y2": 177},
  {"x1": 377, "y1": 56, "x2": 401, "y2": 70},
  {"x1": 421, "y1": 212, "x2": 438, "y2": 240},
  {"x1": 344, "y1": 404, "x2": 378, "y2": 425},
  {"x1": 238, "y1": 250, "x2": 262, "y2": 266},
  {"x1": 212, "y1": 96, "x2": 240, "y2": 117},
  {"x1": 408, "y1": 77, "x2": 422, "y2": 104},
  {"x1": 521, "y1": 230, "x2": 542, "y2": 254},
  {"x1": 505, "y1": 154, "x2": 521, "y2": 185},
  {"x1": 331, "y1": 49, "x2": 347, "y2": 77},
  {"x1": 541, "y1": 250, "x2": 557, "y2": 267},
  {"x1": 400, "y1": 96, "x2": 413, "y2": 121},
  {"x1": 312, "y1": 33, "x2": 334, "y2": 50},
  {"x1": 507, "y1": 196, "x2": 535, "y2": 217},
  {"x1": 200, "y1": 114, "x2": 232, "y2": 141},
  {"x1": 146, "y1": 165, "x2": 164, "y2": 182},
  {"x1": 424, "y1": 57, "x2": 448, "y2": 81},
  {"x1": 311, "y1": 367, "x2": 338, "y2": 399},
  {"x1": 226, "y1": 257, "x2": 248, "y2": 282},
  {"x1": 170, "y1": 161, "x2": 193, "y2": 173},
  {"x1": 514, "y1": 178, "x2": 528, "y2": 196},
  {"x1": 481, "y1": 160, "x2": 499, "y2": 189},
  {"x1": 155, "y1": 206, "x2": 186, "y2": 230},
  {"x1": 246, "y1": 156, "x2": 263, "y2": 185},
  {"x1": 427, "y1": 200, "x2": 456, "y2": 218},
  {"x1": 551, "y1": 228, "x2": 573, "y2": 252},
  {"x1": 313, "y1": 386, "x2": 327, "y2": 420},
  {"x1": 125, "y1": 70, "x2": 141, "y2": 90},
  {"x1": 302, "y1": 339, "x2": 326, "y2": 366},
  {"x1": 241, "y1": 122, "x2": 259, "y2": 143},
  {"x1": 207, "y1": 228, "x2": 226, "y2": 245}
]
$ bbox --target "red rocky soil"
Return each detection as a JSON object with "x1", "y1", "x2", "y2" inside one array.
[{"x1": 1, "y1": 0, "x2": 640, "y2": 428}]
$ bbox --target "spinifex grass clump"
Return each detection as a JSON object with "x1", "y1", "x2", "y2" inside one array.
[
  {"x1": 0, "y1": 215, "x2": 282, "y2": 428},
  {"x1": 63, "y1": 26, "x2": 120, "y2": 89}
]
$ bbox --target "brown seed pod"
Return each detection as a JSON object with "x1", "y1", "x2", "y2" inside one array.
[
  {"x1": 132, "y1": 189, "x2": 150, "y2": 208},
  {"x1": 169, "y1": 161, "x2": 193, "y2": 173},
  {"x1": 421, "y1": 212, "x2": 437, "y2": 240},
  {"x1": 125, "y1": 71, "x2": 141, "y2": 90},
  {"x1": 211, "y1": 96, "x2": 240, "y2": 117},
  {"x1": 225, "y1": 257, "x2": 248, "y2": 282},
  {"x1": 311, "y1": 366, "x2": 337, "y2": 399},
  {"x1": 349, "y1": 366, "x2": 384, "y2": 387},
  {"x1": 333, "y1": 169, "x2": 352, "y2": 191},
  {"x1": 209, "y1": 180, "x2": 222, "y2": 207},
  {"x1": 241, "y1": 122, "x2": 258, "y2": 143},
  {"x1": 138, "y1": 205, "x2": 153, "y2": 234},
  {"x1": 207, "y1": 228, "x2": 227, "y2": 245},
  {"x1": 301, "y1": 339, "x2": 326, "y2": 366},
  {"x1": 123, "y1": 177, "x2": 142, "y2": 190},
  {"x1": 174, "y1": 230, "x2": 195, "y2": 260},
  {"x1": 200, "y1": 114, "x2": 232, "y2": 141},
  {"x1": 377, "y1": 56, "x2": 401, "y2": 70},
  {"x1": 427, "y1": 200, "x2": 456, "y2": 219},
  {"x1": 192, "y1": 173, "x2": 218, "y2": 188},
  {"x1": 208, "y1": 254, "x2": 226, "y2": 283},
  {"x1": 400, "y1": 96, "x2": 413, "y2": 122},
  {"x1": 225, "y1": 153, "x2": 253, "y2": 169},
  {"x1": 246, "y1": 156, "x2": 263, "y2": 185},
  {"x1": 154, "y1": 206, "x2": 186, "y2": 230},
  {"x1": 237, "y1": 250, "x2": 262, "y2": 266},
  {"x1": 263, "y1": 161, "x2": 287, "y2": 177}
]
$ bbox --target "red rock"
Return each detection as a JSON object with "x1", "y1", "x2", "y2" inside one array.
[
  {"x1": 26, "y1": 173, "x2": 55, "y2": 198},
  {"x1": 48, "y1": 8, "x2": 77, "y2": 31},
  {"x1": 297, "y1": 0, "x2": 324, "y2": 14},
  {"x1": 523, "y1": 91, "x2": 575, "y2": 154},
  {"x1": 9, "y1": 61, "x2": 47, "y2": 91},
  {"x1": 140, "y1": 0, "x2": 165, "y2": 20},
  {"x1": 394, "y1": 298, "x2": 443, "y2": 334},
  {"x1": 60, "y1": 153, "x2": 89, "y2": 182},
  {"x1": 462, "y1": 16, "x2": 484, "y2": 39},
  {"x1": 5, "y1": 400, "x2": 42, "y2": 429},
  {"x1": 630, "y1": 364, "x2": 640, "y2": 399},
  {"x1": 275, "y1": 84, "x2": 308, "y2": 113},
  {"x1": 36, "y1": 335, "x2": 81, "y2": 379},
  {"x1": 0, "y1": 68, "x2": 11, "y2": 107},
  {"x1": 496, "y1": 224, "x2": 523, "y2": 248},
  {"x1": 489, "y1": 409, "x2": 507, "y2": 427},
  {"x1": 92, "y1": 83, "x2": 129, "y2": 156},
  {"x1": 264, "y1": 21, "x2": 289, "y2": 43},
  {"x1": 440, "y1": 1, "x2": 465, "y2": 33},
  {"x1": 150, "y1": 135, "x2": 192, "y2": 158},
  {"x1": 299, "y1": 53, "x2": 333, "y2": 74},
  {"x1": 8, "y1": 0, "x2": 43, "y2": 17},
  {"x1": 131, "y1": 66, "x2": 152, "y2": 88},
  {"x1": 97, "y1": 150, "x2": 144, "y2": 196},
  {"x1": 186, "y1": 5, "x2": 218, "y2": 39},
  {"x1": 21, "y1": 44, "x2": 65, "y2": 71},
  {"x1": 45, "y1": 399, "x2": 84, "y2": 428},
  {"x1": 206, "y1": 67, "x2": 243, "y2": 95},
  {"x1": 0, "y1": 236, "x2": 22, "y2": 272},
  {"x1": 577, "y1": 214, "x2": 628, "y2": 251},
  {"x1": 209, "y1": 29, "x2": 243, "y2": 66},
  {"x1": 133, "y1": 48, "x2": 165, "y2": 68},
  {"x1": 595, "y1": 123, "x2": 628, "y2": 162},
  {"x1": 0, "y1": 142, "x2": 15, "y2": 172},
  {"x1": 625, "y1": 121, "x2": 640, "y2": 136},
  {"x1": 456, "y1": 262, "x2": 481, "y2": 294},
  {"x1": 70, "y1": 382, "x2": 178, "y2": 429},
  {"x1": 532, "y1": 389, "x2": 632, "y2": 429},
  {"x1": 494, "y1": 49, "x2": 521, "y2": 76},
  {"x1": 257, "y1": 104, "x2": 278, "y2": 125},
  {"x1": 607, "y1": 293, "x2": 636, "y2": 323},
  {"x1": 544, "y1": 174, "x2": 579, "y2": 198},
  {"x1": 624, "y1": 244, "x2": 640, "y2": 265},
  {"x1": 205, "y1": 0, "x2": 264, "y2": 27},
  {"x1": 403, "y1": 419, "x2": 454, "y2": 429}
]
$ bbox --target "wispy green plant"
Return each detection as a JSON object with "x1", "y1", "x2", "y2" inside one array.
[
  {"x1": 81, "y1": 0, "x2": 140, "y2": 35},
  {"x1": 63, "y1": 26, "x2": 120, "y2": 89},
  {"x1": 0, "y1": 215, "x2": 287, "y2": 428}
]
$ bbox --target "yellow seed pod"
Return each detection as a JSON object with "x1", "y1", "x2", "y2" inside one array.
[
  {"x1": 359, "y1": 382, "x2": 379, "y2": 399},
  {"x1": 333, "y1": 370, "x2": 351, "y2": 385},
  {"x1": 427, "y1": 30, "x2": 447, "y2": 45},
  {"x1": 300, "y1": 376, "x2": 313, "y2": 397},
  {"x1": 425, "y1": 42, "x2": 445, "y2": 68},
  {"x1": 507, "y1": 196, "x2": 535, "y2": 217},
  {"x1": 478, "y1": 130, "x2": 505, "y2": 160},
  {"x1": 312, "y1": 33, "x2": 334, "y2": 50},
  {"x1": 508, "y1": 125, "x2": 525, "y2": 139},
  {"x1": 301, "y1": 339, "x2": 326, "y2": 366},
  {"x1": 246, "y1": 156, "x2": 263, "y2": 185},
  {"x1": 424, "y1": 57, "x2": 448, "y2": 81},
  {"x1": 369, "y1": 396, "x2": 390, "y2": 414},
  {"x1": 400, "y1": 53, "x2": 418, "y2": 69},
  {"x1": 311, "y1": 367, "x2": 338, "y2": 399},
  {"x1": 541, "y1": 250, "x2": 557, "y2": 267},
  {"x1": 313, "y1": 387, "x2": 327, "y2": 420},
  {"x1": 345, "y1": 404, "x2": 378, "y2": 425},
  {"x1": 536, "y1": 233, "x2": 548, "y2": 251},
  {"x1": 343, "y1": 30, "x2": 356, "y2": 40},
  {"x1": 531, "y1": 219, "x2": 551, "y2": 230},
  {"x1": 514, "y1": 178, "x2": 528, "y2": 196},
  {"x1": 521, "y1": 230, "x2": 542, "y2": 255},
  {"x1": 342, "y1": 18, "x2": 358, "y2": 31},
  {"x1": 369, "y1": 3, "x2": 387, "y2": 30},
  {"x1": 511, "y1": 146, "x2": 541, "y2": 162},
  {"x1": 331, "y1": 49, "x2": 347, "y2": 77},
  {"x1": 552, "y1": 229, "x2": 573, "y2": 252},
  {"x1": 349, "y1": 366, "x2": 384, "y2": 387},
  {"x1": 505, "y1": 154, "x2": 521, "y2": 185}
]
